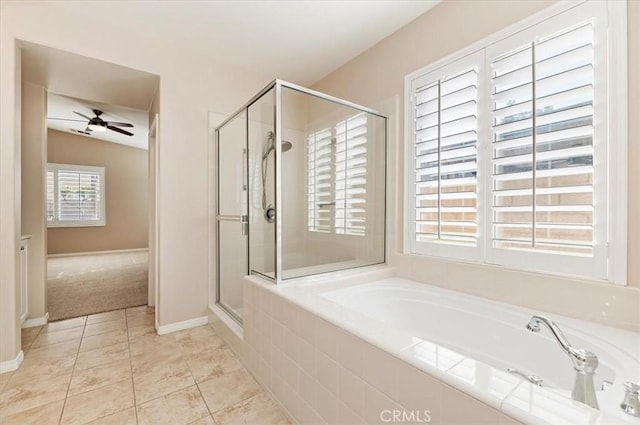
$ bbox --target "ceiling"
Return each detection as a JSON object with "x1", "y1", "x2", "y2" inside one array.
[
  {"x1": 47, "y1": 93, "x2": 149, "y2": 150},
  {"x1": 22, "y1": 42, "x2": 159, "y2": 111},
  {"x1": 41, "y1": 0, "x2": 441, "y2": 85}
]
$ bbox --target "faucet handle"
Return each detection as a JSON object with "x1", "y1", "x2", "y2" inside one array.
[{"x1": 621, "y1": 382, "x2": 640, "y2": 417}]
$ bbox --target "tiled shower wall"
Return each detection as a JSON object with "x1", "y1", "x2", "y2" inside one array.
[{"x1": 241, "y1": 279, "x2": 525, "y2": 425}]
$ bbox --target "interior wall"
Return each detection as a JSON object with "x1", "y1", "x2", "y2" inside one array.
[
  {"x1": 20, "y1": 81, "x2": 47, "y2": 321},
  {"x1": 312, "y1": 0, "x2": 640, "y2": 330},
  {"x1": 46, "y1": 130, "x2": 148, "y2": 254}
]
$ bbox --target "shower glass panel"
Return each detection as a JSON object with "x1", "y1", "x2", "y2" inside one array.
[
  {"x1": 280, "y1": 86, "x2": 386, "y2": 279},
  {"x1": 248, "y1": 88, "x2": 277, "y2": 279},
  {"x1": 215, "y1": 79, "x2": 386, "y2": 295},
  {"x1": 216, "y1": 110, "x2": 248, "y2": 323}
]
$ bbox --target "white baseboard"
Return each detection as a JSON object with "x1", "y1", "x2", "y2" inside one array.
[
  {"x1": 22, "y1": 312, "x2": 49, "y2": 328},
  {"x1": 0, "y1": 350, "x2": 24, "y2": 373},
  {"x1": 156, "y1": 316, "x2": 208, "y2": 335},
  {"x1": 48, "y1": 248, "x2": 148, "y2": 259}
]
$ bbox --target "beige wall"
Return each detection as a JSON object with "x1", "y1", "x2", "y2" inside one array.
[
  {"x1": 1, "y1": 1, "x2": 276, "y2": 363},
  {"x1": 313, "y1": 0, "x2": 640, "y2": 330},
  {"x1": 21, "y1": 82, "x2": 47, "y2": 321},
  {"x1": 47, "y1": 130, "x2": 148, "y2": 254}
]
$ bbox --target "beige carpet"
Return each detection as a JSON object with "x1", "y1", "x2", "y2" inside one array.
[{"x1": 47, "y1": 251, "x2": 148, "y2": 321}]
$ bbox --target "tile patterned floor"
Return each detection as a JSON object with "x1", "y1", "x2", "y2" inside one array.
[{"x1": 0, "y1": 307, "x2": 291, "y2": 425}]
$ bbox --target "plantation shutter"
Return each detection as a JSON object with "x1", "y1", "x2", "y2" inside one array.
[
  {"x1": 335, "y1": 114, "x2": 368, "y2": 235},
  {"x1": 56, "y1": 169, "x2": 103, "y2": 222},
  {"x1": 413, "y1": 66, "x2": 479, "y2": 246},
  {"x1": 47, "y1": 170, "x2": 55, "y2": 222},
  {"x1": 307, "y1": 128, "x2": 333, "y2": 233},
  {"x1": 491, "y1": 23, "x2": 595, "y2": 255}
]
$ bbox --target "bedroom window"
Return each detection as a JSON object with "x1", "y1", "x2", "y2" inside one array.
[
  {"x1": 308, "y1": 113, "x2": 368, "y2": 235},
  {"x1": 47, "y1": 163, "x2": 106, "y2": 227},
  {"x1": 405, "y1": 1, "x2": 626, "y2": 282}
]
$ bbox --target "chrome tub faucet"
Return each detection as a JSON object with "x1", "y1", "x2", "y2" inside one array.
[{"x1": 526, "y1": 315, "x2": 599, "y2": 410}]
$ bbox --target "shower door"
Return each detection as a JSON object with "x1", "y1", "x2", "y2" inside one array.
[{"x1": 216, "y1": 111, "x2": 248, "y2": 323}]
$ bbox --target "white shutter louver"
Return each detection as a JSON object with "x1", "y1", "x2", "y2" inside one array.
[
  {"x1": 413, "y1": 67, "x2": 479, "y2": 245},
  {"x1": 308, "y1": 128, "x2": 333, "y2": 233},
  {"x1": 491, "y1": 23, "x2": 594, "y2": 256},
  {"x1": 335, "y1": 114, "x2": 368, "y2": 235},
  {"x1": 307, "y1": 114, "x2": 368, "y2": 236},
  {"x1": 47, "y1": 170, "x2": 55, "y2": 222}
]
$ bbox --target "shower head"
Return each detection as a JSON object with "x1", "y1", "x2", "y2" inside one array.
[{"x1": 263, "y1": 132, "x2": 293, "y2": 160}]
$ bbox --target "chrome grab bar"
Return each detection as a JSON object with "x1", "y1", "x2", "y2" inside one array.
[{"x1": 216, "y1": 215, "x2": 247, "y2": 222}]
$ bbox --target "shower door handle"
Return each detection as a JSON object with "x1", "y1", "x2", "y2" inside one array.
[
  {"x1": 216, "y1": 215, "x2": 248, "y2": 236},
  {"x1": 242, "y1": 148, "x2": 247, "y2": 191}
]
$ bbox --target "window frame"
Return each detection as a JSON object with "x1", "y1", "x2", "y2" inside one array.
[
  {"x1": 47, "y1": 163, "x2": 106, "y2": 228},
  {"x1": 403, "y1": 0, "x2": 627, "y2": 284}
]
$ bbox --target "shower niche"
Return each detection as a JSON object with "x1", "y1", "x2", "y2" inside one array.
[{"x1": 215, "y1": 80, "x2": 386, "y2": 323}]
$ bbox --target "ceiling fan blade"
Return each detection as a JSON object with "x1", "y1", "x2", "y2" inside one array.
[
  {"x1": 49, "y1": 117, "x2": 87, "y2": 122},
  {"x1": 105, "y1": 121, "x2": 134, "y2": 128},
  {"x1": 107, "y1": 125, "x2": 134, "y2": 136},
  {"x1": 73, "y1": 111, "x2": 92, "y2": 120}
]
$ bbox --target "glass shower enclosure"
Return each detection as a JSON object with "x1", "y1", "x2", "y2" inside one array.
[{"x1": 215, "y1": 80, "x2": 386, "y2": 324}]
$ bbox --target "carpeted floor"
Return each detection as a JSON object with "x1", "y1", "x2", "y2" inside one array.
[{"x1": 47, "y1": 251, "x2": 148, "y2": 321}]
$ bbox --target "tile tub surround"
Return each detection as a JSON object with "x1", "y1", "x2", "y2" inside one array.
[
  {"x1": 241, "y1": 271, "x2": 640, "y2": 425},
  {"x1": 0, "y1": 306, "x2": 290, "y2": 424}
]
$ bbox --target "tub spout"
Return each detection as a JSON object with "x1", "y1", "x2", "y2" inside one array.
[{"x1": 526, "y1": 315, "x2": 599, "y2": 410}]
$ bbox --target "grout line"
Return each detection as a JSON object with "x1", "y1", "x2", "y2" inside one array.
[
  {"x1": 57, "y1": 314, "x2": 88, "y2": 424},
  {"x1": 124, "y1": 307, "x2": 140, "y2": 424}
]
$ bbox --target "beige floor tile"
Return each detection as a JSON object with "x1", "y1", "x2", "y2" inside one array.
[
  {"x1": 174, "y1": 327, "x2": 225, "y2": 357},
  {"x1": 25, "y1": 340, "x2": 80, "y2": 362},
  {"x1": 21, "y1": 327, "x2": 42, "y2": 348},
  {"x1": 31, "y1": 326, "x2": 84, "y2": 348},
  {"x1": 189, "y1": 416, "x2": 215, "y2": 425},
  {"x1": 126, "y1": 305, "x2": 154, "y2": 318},
  {"x1": 75, "y1": 342, "x2": 130, "y2": 371},
  {"x1": 86, "y1": 310, "x2": 126, "y2": 325},
  {"x1": 86, "y1": 407, "x2": 137, "y2": 425},
  {"x1": 198, "y1": 368, "x2": 262, "y2": 413},
  {"x1": 84, "y1": 319, "x2": 127, "y2": 337},
  {"x1": 212, "y1": 392, "x2": 291, "y2": 425},
  {"x1": 80, "y1": 329, "x2": 128, "y2": 352},
  {"x1": 0, "y1": 372, "x2": 71, "y2": 418},
  {"x1": 68, "y1": 358, "x2": 132, "y2": 396},
  {"x1": 42, "y1": 317, "x2": 87, "y2": 333},
  {"x1": 133, "y1": 355, "x2": 195, "y2": 403},
  {"x1": 136, "y1": 385, "x2": 209, "y2": 425},
  {"x1": 11, "y1": 354, "x2": 76, "y2": 382},
  {"x1": 61, "y1": 379, "x2": 134, "y2": 425},
  {"x1": 0, "y1": 371, "x2": 14, "y2": 393},
  {"x1": 0, "y1": 399, "x2": 64, "y2": 425},
  {"x1": 127, "y1": 323, "x2": 156, "y2": 340},
  {"x1": 187, "y1": 346, "x2": 243, "y2": 383},
  {"x1": 129, "y1": 333, "x2": 181, "y2": 357}
]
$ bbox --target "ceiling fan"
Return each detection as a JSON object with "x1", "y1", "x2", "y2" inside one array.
[{"x1": 50, "y1": 109, "x2": 135, "y2": 136}]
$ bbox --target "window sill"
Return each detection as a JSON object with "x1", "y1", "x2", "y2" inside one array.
[{"x1": 47, "y1": 222, "x2": 106, "y2": 228}]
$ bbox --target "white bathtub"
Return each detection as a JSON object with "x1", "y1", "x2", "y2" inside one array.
[{"x1": 242, "y1": 271, "x2": 640, "y2": 424}]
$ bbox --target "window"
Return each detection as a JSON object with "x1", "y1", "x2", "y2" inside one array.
[
  {"x1": 405, "y1": 1, "x2": 626, "y2": 282},
  {"x1": 47, "y1": 163, "x2": 106, "y2": 227},
  {"x1": 308, "y1": 113, "x2": 368, "y2": 235}
]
